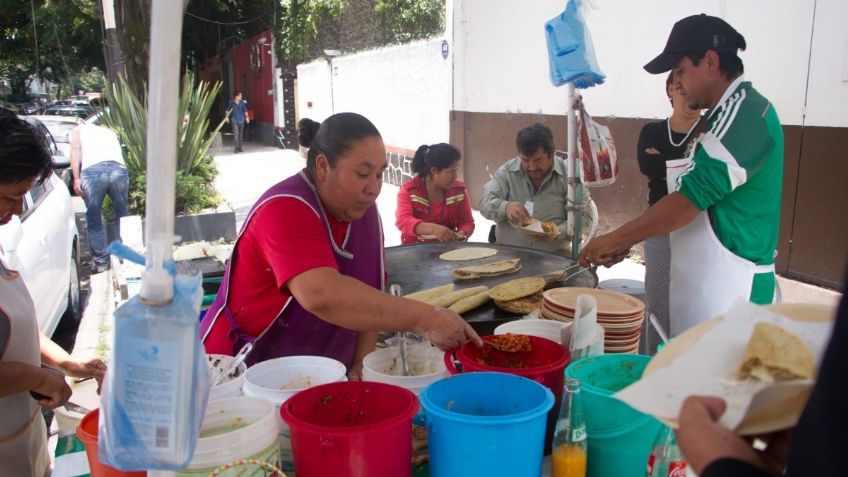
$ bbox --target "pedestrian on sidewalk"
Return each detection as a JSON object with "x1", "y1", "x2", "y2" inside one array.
[
  {"x1": 200, "y1": 113, "x2": 481, "y2": 380},
  {"x1": 70, "y1": 123, "x2": 129, "y2": 272},
  {"x1": 0, "y1": 111, "x2": 107, "y2": 477},
  {"x1": 228, "y1": 91, "x2": 250, "y2": 153}
]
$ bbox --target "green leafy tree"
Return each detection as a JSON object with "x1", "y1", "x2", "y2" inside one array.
[
  {"x1": 277, "y1": 0, "x2": 344, "y2": 63},
  {"x1": 0, "y1": 0, "x2": 103, "y2": 100},
  {"x1": 375, "y1": 0, "x2": 444, "y2": 44}
]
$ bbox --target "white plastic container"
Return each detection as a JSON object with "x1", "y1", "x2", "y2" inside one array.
[
  {"x1": 242, "y1": 355, "x2": 348, "y2": 474},
  {"x1": 206, "y1": 354, "x2": 247, "y2": 400},
  {"x1": 53, "y1": 378, "x2": 100, "y2": 432},
  {"x1": 362, "y1": 344, "x2": 449, "y2": 395},
  {"x1": 174, "y1": 396, "x2": 279, "y2": 476},
  {"x1": 494, "y1": 319, "x2": 571, "y2": 345}
]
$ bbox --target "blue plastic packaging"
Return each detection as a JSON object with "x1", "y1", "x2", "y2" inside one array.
[
  {"x1": 545, "y1": 0, "x2": 605, "y2": 88},
  {"x1": 98, "y1": 272, "x2": 210, "y2": 470}
]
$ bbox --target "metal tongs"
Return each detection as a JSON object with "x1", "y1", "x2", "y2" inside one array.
[
  {"x1": 212, "y1": 342, "x2": 253, "y2": 386},
  {"x1": 389, "y1": 284, "x2": 411, "y2": 376}
]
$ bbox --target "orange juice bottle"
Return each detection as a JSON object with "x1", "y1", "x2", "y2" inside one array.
[
  {"x1": 552, "y1": 443, "x2": 587, "y2": 477},
  {"x1": 551, "y1": 378, "x2": 587, "y2": 477}
]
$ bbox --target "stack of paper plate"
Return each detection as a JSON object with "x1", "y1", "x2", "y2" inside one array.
[{"x1": 541, "y1": 287, "x2": 645, "y2": 354}]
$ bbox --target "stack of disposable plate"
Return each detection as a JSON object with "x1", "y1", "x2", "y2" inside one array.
[{"x1": 541, "y1": 287, "x2": 645, "y2": 354}]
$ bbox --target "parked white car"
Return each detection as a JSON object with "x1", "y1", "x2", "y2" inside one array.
[{"x1": 0, "y1": 173, "x2": 80, "y2": 337}]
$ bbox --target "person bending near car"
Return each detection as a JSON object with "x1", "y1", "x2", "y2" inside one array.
[
  {"x1": 0, "y1": 110, "x2": 106, "y2": 476},
  {"x1": 395, "y1": 143, "x2": 475, "y2": 244},
  {"x1": 478, "y1": 122, "x2": 569, "y2": 254},
  {"x1": 69, "y1": 123, "x2": 129, "y2": 272}
]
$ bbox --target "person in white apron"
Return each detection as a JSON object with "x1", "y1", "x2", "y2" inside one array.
[
  {"x1": 579, "y1": 14, "x2": 783, "y2": 337},
  {"x1": 0, "y1": 111, "x2": 107, "y2": 476}
]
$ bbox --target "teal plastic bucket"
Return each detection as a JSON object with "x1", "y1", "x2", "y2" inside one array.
[
  {"x1": 565, "y1": 354, "x2": 661, "y2": 477},
  {"x1": 420, "y1": 372, "x2": 554, "y2": 477}
]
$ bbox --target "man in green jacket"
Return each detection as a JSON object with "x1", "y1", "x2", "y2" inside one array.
[{"x1": 579, "y1": 14, "x2": 783, "y2": 336}]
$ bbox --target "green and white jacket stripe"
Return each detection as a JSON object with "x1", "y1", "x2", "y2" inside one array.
[{"x1": 678, "y1": 75, "x2": 784, "y2": 267}]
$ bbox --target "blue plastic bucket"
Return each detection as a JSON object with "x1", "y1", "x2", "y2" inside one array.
[
  {"x1": 565, "y1": 354, "x2": 661, "y2": 477},
  {"x1": 420, "y1": 372, "x2": 554, "y2": 477}
]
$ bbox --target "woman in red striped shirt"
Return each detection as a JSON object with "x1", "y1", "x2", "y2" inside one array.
[{"x1": 395, "y1": 143, "x2": 475, "y2": 244}]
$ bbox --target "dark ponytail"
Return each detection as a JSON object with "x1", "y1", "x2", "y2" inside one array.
[
  {"x1": 410, "y1": 143, "x2": 461, "y2": 177},
  {"x1": 300, "y1": 113, "x2": 381, "y2": 171},
  {"x1": 298, "y1": 118, "x2": 321, "y2": 148}
]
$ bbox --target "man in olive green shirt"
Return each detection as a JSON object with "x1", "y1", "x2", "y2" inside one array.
[
  {"x1": 579, "y1": 14, "x2": 782, "y2": 336},
  {"x1": 479, "y1": 123, "x2": 570, "y2": 254}
]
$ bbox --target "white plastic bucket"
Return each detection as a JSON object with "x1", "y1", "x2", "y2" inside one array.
[
  {"x1": 53, "y1": 378, "x2": 100, "y2": 432},
  {"x1": 242, "y1": 355, "x2": 347, "y2": 474},
  {"x1": 494, "y1": 319, "x2": 571, "y2": 345},
  {"x1": 206, "y1": 354, "x2": 247, "y2": 400},
  {"x1": 362, "y1": 344, "x2": 449, "y2": 395},
  {"x1": 174, "y1": 396, "x2": 279, "y2": 476}
]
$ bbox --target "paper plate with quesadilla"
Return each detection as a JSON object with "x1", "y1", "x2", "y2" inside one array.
[
  {"x1": 614, "y1": 300, "x2": 836, "y2": 435},
  {"x1": 511, "y1": 217, "x2": 560, "y2": 239}
]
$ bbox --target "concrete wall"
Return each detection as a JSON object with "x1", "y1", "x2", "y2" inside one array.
[
  {"x1": 452, "y1": 0, "x2": 847, "y2": 128},
  {"x1": 296, "y1": 38, "x2": 452, "y2": 150}
]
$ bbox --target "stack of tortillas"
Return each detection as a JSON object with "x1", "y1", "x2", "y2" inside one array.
[
  {"x1": 404, "y1": 284, "x2": 491, "y2": 314},
  {"x1": 490, "y1": 277, "x2": 546, "y2": 314},
  {"x1": 453, "y1": 259, "x2": 521, "y2": 280}
]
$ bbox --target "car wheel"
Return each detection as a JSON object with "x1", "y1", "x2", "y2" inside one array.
[{"x1": 62, "y1": 242, "x2": 82, "y2": 324}]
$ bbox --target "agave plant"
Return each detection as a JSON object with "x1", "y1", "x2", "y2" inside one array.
[{"x1": 100, "y1": 72, "x2": 227, "y2": 214}]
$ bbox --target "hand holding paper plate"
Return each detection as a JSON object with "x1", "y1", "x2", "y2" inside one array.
[{"x1": 614, "y1": 300, "x2": 835, "y2": 435}]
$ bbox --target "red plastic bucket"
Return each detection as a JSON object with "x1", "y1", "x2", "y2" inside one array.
[
  {"x1": 76, "y1": 409, "x2": 146, "y2": 477},
  {"x1": 280, "y1": 381, "x2": 418, "y2": 477},
  {"x1": 444, "y1": 334, "x2": 571, "y2": 452}
]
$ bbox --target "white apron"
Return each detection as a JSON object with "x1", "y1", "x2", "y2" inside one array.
[
  {"x1": 0, "y1": 251, "x2": 50, "y2": 476},
  {"x1": 666, "y1": 160, "x2": 774, "y2": 338}
]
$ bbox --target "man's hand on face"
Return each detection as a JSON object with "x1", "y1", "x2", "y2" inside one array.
[{"x1": 505, "y1": 202, "x2": 529, "y2": 223}]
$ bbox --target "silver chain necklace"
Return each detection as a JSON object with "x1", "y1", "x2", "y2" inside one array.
[{"x1": 667, "y1": 118, "x2": 699, "y2": 147}]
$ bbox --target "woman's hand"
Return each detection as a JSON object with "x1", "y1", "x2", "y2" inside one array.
[
  {"x1": 420, "y1": 307, "x2": 482, "y2": 351},
  {"x1": 32, "y1": 367, "x2": 72, "y2": 409},
  {"x1": 431, "y1": 224, "x2": 459, "y2": 242},
  {"x1": 62, "y1": 357, "x2": 107, "y2": 392}
]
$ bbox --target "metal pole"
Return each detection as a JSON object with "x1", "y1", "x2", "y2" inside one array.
[{"x1": 567, "y1": 83, "x2": 582, "y2": 259}]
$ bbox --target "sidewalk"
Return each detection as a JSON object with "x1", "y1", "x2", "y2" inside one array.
[{"x1": 210, "y1": 143, "x2": 841, "y2": 306}]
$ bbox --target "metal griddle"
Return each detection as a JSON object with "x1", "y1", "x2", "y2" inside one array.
[{"x1": 385, "y1": 242, "x2": 598, "y2": 336}]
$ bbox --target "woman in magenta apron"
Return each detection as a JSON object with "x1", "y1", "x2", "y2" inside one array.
[
  {"x1": 0, "y1": 113, "x2": 106, "y2": 476},
  {"x1": 200, "y1": 113, "x2": 480, "y2": 377}
]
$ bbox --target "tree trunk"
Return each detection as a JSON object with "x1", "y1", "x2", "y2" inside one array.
[{"x1": 114, "y1": 0, "x2": 151, "y2": 99}]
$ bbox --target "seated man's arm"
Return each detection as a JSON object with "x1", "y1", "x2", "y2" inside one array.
[{"x1": 478, "y1": 165, "x2": 511, "y2": 221}]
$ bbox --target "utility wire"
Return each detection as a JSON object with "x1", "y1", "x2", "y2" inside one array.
[
  {"x1": 185, "y1": 10, "x2": 261, "y2": 26},
  {"x1": 30, "y1": 0, "x2": 40, "y2": 80}
]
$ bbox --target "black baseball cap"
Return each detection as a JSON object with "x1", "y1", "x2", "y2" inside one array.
[{"x1": 644, "y1": 14, "x2": 746, "y2": 74}]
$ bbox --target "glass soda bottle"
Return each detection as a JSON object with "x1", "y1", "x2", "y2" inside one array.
[
  {"x1": 552, "y1": 378, "x2": 588, "y2": 477},
  {"x1": 647, "y1": 425, "x2": 688, "y2": 477}
]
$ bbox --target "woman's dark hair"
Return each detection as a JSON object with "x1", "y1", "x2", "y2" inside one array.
[
  {"x1": 298, "y1": 113, "x2": 381, "y2": 170},
  {"x1": 516, "y1": 123, "x2": 555, "y2": 157},
  {"x1": 665, "y1": 72, "x2": 675, "y2": 106},
  {"x1": 411, "y1": 143, "x2": 461, "y2": 177},
  {"x1": 297, "y1": 118, "x2": 320, "y2": 148},
  {"x1": 0, "y1": 111, "x2": 54, "y2": 185}
]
